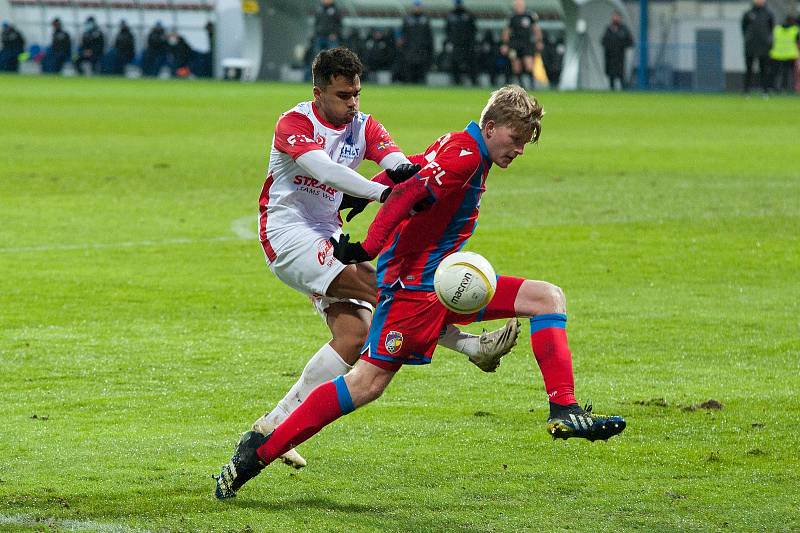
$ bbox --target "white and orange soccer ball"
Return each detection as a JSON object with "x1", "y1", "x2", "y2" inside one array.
[{"x1": 433, "y1": 251, "x2": 497, "y2": 314}]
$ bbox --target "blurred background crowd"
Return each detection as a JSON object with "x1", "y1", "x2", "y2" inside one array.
[
  {"x1": 0, "y1": 0, "x2": 797, "y2": 92},
  {"x1": 0, "y1": 16, "x2": 213, "y2": 78}
]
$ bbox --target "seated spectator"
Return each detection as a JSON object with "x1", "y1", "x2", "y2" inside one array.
[
  {"x1": 0, "y1": 21, "x2": 25, "y2": 72},
  {"x1": 188, "y1": 21, "x2": 214, "y2": 78},
  {"x1": 476, "y1": 29, "x2": 499, "y2": 86},
  {"x1": 141, "y1": 22, "x2": 168, "y2": 77},
  {"x1": 101, "y1": 20, "x2": 135, "y2": 75},
  {"x1": 342, "y1": 29, "x2": 365, "y2": 60},
  {"x1": 363, "y1": 27, "x2": 396, "y2": 80},
  {"x1": 398, "y1": 0, "x2": 433, "y2": 84},
  {"x1": 167, "y1": 31, "x2": 194, "y2": 77},
  {"x1": 74, "y1": 16, "x2": 105, "y2": 75},
  {"x1": 42, "y1": 18, "x2": 71, "y2": 74},
  {"x1": 541, "y1": 31, "x2": 565, "y2": 88}
]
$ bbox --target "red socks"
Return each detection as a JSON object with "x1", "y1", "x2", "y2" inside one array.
[
  {"x1": 257, "y1": 375, "x2": 355, "y2": 464},
  {"x1": 529, "y1": 314, "x2": 576, "y2": 406}
]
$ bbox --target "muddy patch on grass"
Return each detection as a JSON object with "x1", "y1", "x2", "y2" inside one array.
[
  {"x1": 633, "y1": 398, "x2": 669, "y2": 408},
  {"x1": 683, "y1": 399, "x2": 723, "y2": 412}
]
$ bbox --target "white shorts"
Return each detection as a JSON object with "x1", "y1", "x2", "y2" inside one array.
[{"x1": 265, "y1": 227, "x2": 372, "y2": 317}]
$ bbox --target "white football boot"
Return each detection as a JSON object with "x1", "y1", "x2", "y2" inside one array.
[
  {"x1": 469, "y1": 318, "x2": 520, "y2": 372},
  {"x1": 251, "y1": 420, "x2": 307, "y2": 469}
]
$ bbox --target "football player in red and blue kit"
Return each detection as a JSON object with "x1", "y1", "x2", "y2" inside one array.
[{"x1": 214, "y1": 86, "x2": 626, "y2": 499}]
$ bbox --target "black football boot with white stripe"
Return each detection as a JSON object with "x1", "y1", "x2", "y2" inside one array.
[
  {"x1": 547, "y1": 402, "x2": 626, "y2": 442},
  {"x1": 214, "y1": 431, "x2": 269, "y2": 499}
]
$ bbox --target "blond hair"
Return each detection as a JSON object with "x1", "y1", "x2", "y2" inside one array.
[{"x1": 479, "y1": 85, "x2": 544, "y2": 143}]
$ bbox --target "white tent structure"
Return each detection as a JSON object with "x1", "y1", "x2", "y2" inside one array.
[{"x1": 559, "y1": 0, "x2": 633, "y2": 90}]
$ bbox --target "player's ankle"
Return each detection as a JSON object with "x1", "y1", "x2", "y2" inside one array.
[{"x1": 549, "y1": 401, "x2": 580, "y2": 419}]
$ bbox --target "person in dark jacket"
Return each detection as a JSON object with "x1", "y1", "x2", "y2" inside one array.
[
  {"x1": 167, "y1": 31, "x2": 194, "y2": 77},
  {"x1": 0, "y1": 22, "x2": 25, "y2": 72},
  {"x1": 601, "y1": 11, "x2": 634, "y2": 90},
  {"x1": 75, "y1": 16, "x2": 105, "y2": 75},
  {"x1": 42, "y1": 18, "x2": 71, "y2": 73},
  {"x1": 364, "y1": 27, "x2": 396, "y2": 79},
  {"x1": 446, "y1": 0, "x2": 477, "y2": 85},
  {"x1": 314, "y1": 0, "x2": 342, "y2": 53},
  {"x1": 477, "y1": 29, "x2": 504, "y2": 86},
  {"x1": 102, "y1": 19, "x2": 135, "y2": 75},
  {"x1": 399, "y1": 1, "x2": 434, "y2": 84},
  {"x1": 741, "y1": 0, "x2": 775, "y2": 94},
  {"x1": 141, "y1": 22, "x2": 168, "y2": 76},
  {"x1": 342, "y1": 28, "x2": 366, "y2": 61},
  {"x1": 542, "y1": 31, "x2": 565, "y2": 88},
  {"x1": 114, "y1": 20, "x2": 135, "y2": 67}
]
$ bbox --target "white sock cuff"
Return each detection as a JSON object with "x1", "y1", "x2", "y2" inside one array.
[{"x1": 320, "y1": 342, "x2": 354, "y2": 374}]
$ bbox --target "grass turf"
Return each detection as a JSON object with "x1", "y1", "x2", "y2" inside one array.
[{"x1": 1, "y1": 74, "x2": 799, "y2": 532}]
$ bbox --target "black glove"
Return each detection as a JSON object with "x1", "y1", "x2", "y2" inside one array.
[
  {"x1": 338, "y1": 193, "x2": 370, "y2": 222},
  {"x1": 385, "y1": 163, "x2": 421, "y2": 184},
  {"x1": 411, "y1": 196, "x2": 434, "y2": 214},
  {"x1": 329, "y1": 233, "x2": 370, "y2": 264}
]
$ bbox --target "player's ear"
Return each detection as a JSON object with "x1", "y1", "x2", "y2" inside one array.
[
  {"x1": 313, "y1": 85, "x2": 322, "y2": 100},
  {"x1": 484, "y1": 120, "x2": 496, "y2": 138}
]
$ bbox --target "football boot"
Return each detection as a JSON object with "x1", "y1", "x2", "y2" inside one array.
[
  {"x1": 547, "y1": 402, "x2": 626, "y2": 442},
  {"x1": 469, "y1": 319, "x2": 520, "y2": 372},
  {"x1": 214, "y1": 431, "x2": 269, "y2": 499}
]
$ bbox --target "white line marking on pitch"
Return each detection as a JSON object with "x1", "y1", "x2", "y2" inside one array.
[
  {"x1": 230, "y1": 214, "x2": 258, "y2": 240},
  {"x1": 0, "y1": 236, "x2": 242, "y2": 254},
  {"x1": 0, "y1": 215, "x2": 257, "y2": 254},
  {"x1": 0, "y1": 514, "x2": 154, "y2": 533}
]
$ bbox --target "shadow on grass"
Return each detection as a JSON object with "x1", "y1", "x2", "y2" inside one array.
[
  {"x1": 223, "y1": 496, "x2": 486, "y2": 531},
  {"x1": 229, "y1": 496, "x2": 379, "y2": 514}
]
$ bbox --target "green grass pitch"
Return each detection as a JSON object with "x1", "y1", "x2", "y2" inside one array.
[{"x1": 1, "y1": 74, "x2": 798, "y2": 532}]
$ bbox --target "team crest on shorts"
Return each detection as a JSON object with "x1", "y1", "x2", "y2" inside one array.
[{"x1": 385, "y1": 331, "x2": 403, "y2": 354}]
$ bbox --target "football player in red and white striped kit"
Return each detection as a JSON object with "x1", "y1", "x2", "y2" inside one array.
[{"x1": 245, "y1": 48, "x2": 519, "y2": 469}]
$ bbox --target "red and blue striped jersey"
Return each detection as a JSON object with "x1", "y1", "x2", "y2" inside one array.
[{"x1": 375, "y1": 121, "x2": 491, "y2": 291}]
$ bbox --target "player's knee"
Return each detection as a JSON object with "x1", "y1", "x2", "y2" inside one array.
[
  {"x1": 347, "y1": 369, "x2": 389, "y2": 406},
  {"x1": 520, "y1": 280, "x2": 566, "y2": 315},
  {"x1": 545, "y1": 283, "x2": 566, "y2": 313},
  {"x1": 363, "y1": 381, "x2": 386, "y2": 403},
  {"x1": 341, "y1": 321, "x2": 369, "y2": 352}
]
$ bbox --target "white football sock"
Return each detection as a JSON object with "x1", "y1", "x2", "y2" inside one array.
[
  {"x1": 252, "y1": 343, "x2": 352, "y2": 433},
  {"x1": 437, "y1": 324, "x2": 480, "y2": 358}
]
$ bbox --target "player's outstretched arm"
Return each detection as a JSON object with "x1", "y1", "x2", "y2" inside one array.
[{"x1": 296, "y1": 150, "x2": 388, "y2": 201}]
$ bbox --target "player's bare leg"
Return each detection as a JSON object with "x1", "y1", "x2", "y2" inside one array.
[{"x1": 514, "y1": 279, "x2": 625, "y2": 441}]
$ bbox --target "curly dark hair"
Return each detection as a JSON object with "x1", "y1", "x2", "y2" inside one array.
[{"x1": 312, "y1": 47, "x2": 363, "y2": 88}]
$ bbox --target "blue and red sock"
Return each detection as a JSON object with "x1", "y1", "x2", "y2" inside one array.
[
  {"x1": 530, "y1": 313, "x2": 576, "y2": 407},
  {"x1": 257, "y1": 375, "x2": 354, "y2": 464}
]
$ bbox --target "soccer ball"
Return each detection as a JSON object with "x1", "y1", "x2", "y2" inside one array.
[{"x1": 433, "y1": 251, "x2": 497, "y2": 314}]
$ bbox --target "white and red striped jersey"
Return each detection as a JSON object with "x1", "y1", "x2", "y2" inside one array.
[{"x1": 258, "y1": 101, "x2": 402, "y2": 261}]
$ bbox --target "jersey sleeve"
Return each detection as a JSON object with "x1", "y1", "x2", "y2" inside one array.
[
  {"x1": 272, "y1": 111, "x2": 323, "y2": 160},
  {"x1": 363, "y1": 115, "x2": 403, "y2": 163}
]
